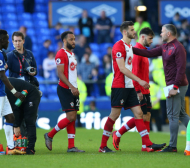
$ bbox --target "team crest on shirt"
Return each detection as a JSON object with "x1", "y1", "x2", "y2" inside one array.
[
  {"x1": 120, "y1": 99, "x2": 124, "y2": 105},
  {"x1": 116, "y1": 52, "x2": 122, "y2": 58},
  {"x1": 29, "y1": 102, "x2": 33, "y2": 107},
  {"x1": 70, "y1": 102, "x2": 74, "y2": 108},
  {"x1": 0, "y1": 60, "x2": 3, "y2": 66},
  {"x1": 56, "y1": 58, "x2": 61, "y2": 65},
  {"x1": 168, "y1": 50, "x2": 172, "y2": 55},
  {"x1": 70, "y1": 62, "x2": 76, "y2": 71}
]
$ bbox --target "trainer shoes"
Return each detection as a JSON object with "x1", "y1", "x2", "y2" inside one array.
[
  {"x1": 44, "y1": 133, "x2": 53, "y2": 151},
  {"x1": 160, "y1": 146, "x2": 177, "y2": 152},
  {"x1": 141, "y1": 147, "x2": 147, "y2": 152},
  {"x1": 112, "y1": 131, "x2": 120, "y2": 150},
  {"x1": 146, "y1": 143, "x2": 166, "y2": 152},
  {"x1": 6, "y1": 147, "x2": 26, "y2": 155},
  {"x1": 99, "y1": 146, "x2": 115, "y2": 153},
  {"x1": 67, "y1": 147, "x2": 85, "y2": 152},
  {"x1": 184, "y1": 150, "x2": 190, "y2": 156},
  {"x1": 26, "y1": 148, "x2": 35, "y2": 155}
]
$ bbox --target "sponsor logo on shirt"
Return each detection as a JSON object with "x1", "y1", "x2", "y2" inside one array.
[
  {"x1": 116, "y1": 52, "x2": 122, "y2": 57},
  {"x1": 56, "y1": 58, "x2": 61, "y2": 65},
  {"x1": 127, "y1": 56, "x2": 132, "y2": 65},
  {"x1": 0, "y1": 60, "x2": 3, "y2": 66},
  {"x1": 168, "y1": 50, "x2": 172, "y2": 55},
  {"x1": 70, "y1": 62, "x2": 76, "y2": 71},
  {"x1": 70, "y1": 102, "x2": 74, "y2": 108},
  {"x1": 163, "y1": 50, "x2": 166, "y2": 52}
]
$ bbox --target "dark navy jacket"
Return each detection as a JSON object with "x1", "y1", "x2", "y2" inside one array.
[{"x1": 7, "y1": 49, "x2": 37, "y2": 82}]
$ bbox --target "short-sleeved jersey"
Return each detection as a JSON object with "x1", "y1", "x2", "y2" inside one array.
[
  {"x1": 55, "y1": 48, "x2": 78, "y2": 89},
  {"x1": 0, "y1": 51, "x2": 6, "y2": 96},
  {"x1": 111, "y1": 39, "x2": 134, "y2": 88}
]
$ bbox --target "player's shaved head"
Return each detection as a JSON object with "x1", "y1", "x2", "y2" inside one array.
[
  {"x1": 0, "y1": 29, "x2": 8, "y2": 40},
  {"x1": 139, "y1": 27, "x2": 154, "y2": 37},
  {"x1": 120, "y1": 21, "x2": 134, "y2": 33},
  {"x1": 61, "y1": 31, "x2": 74, "y2": 41}
]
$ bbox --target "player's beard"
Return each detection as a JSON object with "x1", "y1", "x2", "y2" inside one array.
[
  {"x1": 127, "y1": 32, "x2": 135, "y2": 39},
  {"x1": 67, "y1": 42, "x2": 75, "y2": 50},
  {"x1": 143, "y1": 38, "x2": 150, "y2": 47},
  {"x1": 162, "y1": 35, "x2": 168, "y2": 43}
]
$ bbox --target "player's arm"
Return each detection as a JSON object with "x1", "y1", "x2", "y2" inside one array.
[
  {"x1": 0, "y1": 71, "x2": 25, "y2": 101},
  {"x1": 57, "y1": 64, "x2": 79, "y2": 96},
  {"x1": 132, "y1": 46, "x2": 162, "y2": 58},
  {"x1": 116, "y1": 58, "x2": 149, "y2": 89}
]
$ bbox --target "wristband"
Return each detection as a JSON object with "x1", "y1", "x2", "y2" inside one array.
[
  {"x1": 173, "y1": 85, "x2": 179, "y2": 90},
  {"x1": 10, "y1": 88, "x2": 17, "y2": 94}
]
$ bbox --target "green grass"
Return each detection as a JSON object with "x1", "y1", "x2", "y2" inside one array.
[{"x1": 0, "y1": 128, "x2": 190, "y2": 168}]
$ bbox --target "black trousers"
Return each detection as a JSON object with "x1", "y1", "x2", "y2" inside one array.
[
  {"x1": 150, "y1": 109, "x2": 162, "y2": 132},
  {"x1": 14, "y1": 96, "x2": 40, "y2": 150}
]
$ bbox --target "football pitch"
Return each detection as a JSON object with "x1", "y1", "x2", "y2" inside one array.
[{"x1": 0, "y1": 128, "x2": 190, "y2": 168}]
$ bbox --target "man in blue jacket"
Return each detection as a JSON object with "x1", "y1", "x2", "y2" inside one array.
[{"x1": 6, "y1": 31, "x2": 38, "y2": 88}]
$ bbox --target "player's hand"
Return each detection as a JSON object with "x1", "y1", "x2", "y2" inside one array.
[
  {"x1": 168, "y1": 89, "x2": 178, "y2": 97},
  {"x1": 28, "y1": 72, "x2": 36, "y2": 76},
  {"x1": 71, "y1": 87, "x2": 79, "y2": 96},
  {"x1": 14, "y1": 92, "x2": 26, "y2": 102},
  {"x1": 137, "y1": 92, "x2": 143, "y2": 101},
  {"x1": 14, "y1": 127, "x2": 21, "y2": 137},
  {"x1": 138, "y1": 80, "x2": 150, "y2": 89},
  {"x1": 5, "y1": 63, "x2": 8, "y2": 69}
]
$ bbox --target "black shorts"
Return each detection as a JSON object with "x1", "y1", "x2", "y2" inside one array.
[
  {"x1": 111, "y1": 88, "x2": 140, "y2": 110},
  {"x1": 140, "y1": 93, "x2": 152, "y2": 114},
  {"x1": 57, "y1": 85, "x2": 79, "y2": 112}
]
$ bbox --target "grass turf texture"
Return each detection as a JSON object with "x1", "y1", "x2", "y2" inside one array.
[{"x1": 0, "y1": 128, "x2": 190, "y2": 168}]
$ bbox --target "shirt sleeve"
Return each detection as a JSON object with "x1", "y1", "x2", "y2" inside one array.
[
  {"x1": 0, "y1": 53, "x2": 5, "y2": 71},
  {"x1": 132, "y1": 54, "x2": 142, "y2": 92},
  {"x1": 55, "y1": 50, "x2": 67, "y2": 65},
  {"x1": 133, "y1": 46, "x2": 162, "y2": 58},
  {"x1": 174, "y1": 46, "x2": 187, "y2": 87},
  {"x1": 112, "y1": 43, "x2": 126, "y2": 60}
]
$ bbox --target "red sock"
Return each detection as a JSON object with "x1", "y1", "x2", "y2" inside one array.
[
  {"x1": 100, "y1": 117, "x2": 115, "y2": 148},
  {"x1": 135, "y1": 119, "x2": 153, "y2": 146},
  {"x1": 118, "y1": 117, "x2": 135, "y2": 135},
  {"x1": 67, "y1": 121, "x2": 75, "y2": 149},
  {"x1": 48, "y1": 118, "x2": 71, "y2": 138},
  {"x1": 144, "y1": 121, "x2": 150, "y2": 133}
]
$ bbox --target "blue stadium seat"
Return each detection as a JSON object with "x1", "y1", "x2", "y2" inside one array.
[
  {"x1": 15, "y1": 0, "x2": 23, "y2": 3},
  {"x1": 113, "y1": 34, "x2": 122, "y2": 43},
  {"x1": 74, "y1": 28, "x2": 80, "y2": 35},
  {"x1": 7, "y1": 28, "x2": 18, "y2": 36},
  {"x1": 17, "y1": 13, "x2": 32, "y2": 21},
  {"x1": 89, "y1": 43, "x2": 99, "y2": 52},
  {"x1": 36, "y1": 35, "x2": 50, "y2": 44},
  {"x1": 32, "y1": 44, "x2": 38, "y2": 52},
  {"x1": 99, "y1": 43, "x2": 113, "y2": 51},
  {"x1": 1, "y1": 5, "x2": 16, "y2": 13},
  {"x1": 3, "y1": 0, "x2": 15, "y2": 4},
  {"x1": 16, "y1": 4, "x2": 24, "y2": 13},
  {"x1": 19, "y1": 20, "x2": 34, "y2": 28},
  {"x1": 35, "y1": 0, "x2": 47, "y2": 3},
  {"x1": 31, "y1": 36, "x2": 37, "y2": 43},
  {"x1": 3, "y1": 13, "x2": 17, "y2": 21},
  {"x1": 36, "y1": 28, "x2": 50, "y2": 36},
  {"x1": 93, "y1": 51, "x2": 101, "y2": 59},
  {"x1": 39, "y1": 84, "x2": 47, "y2": 97},
  {"x1": 36, "y1": 76, "x2": 45, "y2": 82},
  {"x1": 34, "y1": 20, "x2": 48, "y2": 28},
  {"x1": 3, "y1": 21, "x2": 18, "y2": 29},
  {"x1": 115, "y1": 27, "x2": 121, "y2": 35},
  {"x1": 48, "y1": 94, "x2": 59, "y2": 101},
  {"x1": 47, "y1": 85, "x2": 57, "y2": 94},
  {"x1": 0, "y1": 14, "x2": 2, "y2": 21},
  {"x1": 33, "y1": 12, "x2": 47, "y2": 20},
  {"x1": 35, "y1": 4, "x2": 47, "y2": 13},
  {"x1": 27, "y1": 28, "x2": 35, "y2": 36},
  {"x1": 59, "y1": 28, "x2": 68, "y2": 35}
]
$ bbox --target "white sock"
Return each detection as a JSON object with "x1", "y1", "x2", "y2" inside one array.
[
  {"x1": 4, "y1": 123, "x2": 14, "y2": 149},
  {"x1": 185, "y1": 141, "x2": 190, "y2": 151},
  {"x1": 116, "y1": 131, "x2": 121, "y2": 137}
]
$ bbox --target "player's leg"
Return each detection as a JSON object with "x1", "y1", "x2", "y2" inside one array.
[
  {"x1": 184, "y1": 121, "x2": 190, "y2": 155},
  {"x1": 44, "y1": 86, "x2": 78, "y2": 151},
  {"x1": 2, "y1": 96, "x2": 25, "y2": 155},
  {"x1": 66, "y1": 96, "x2": 84, "y2": 152},
  {"x1": 23, "y1": 98, "x2": 40, "y2": 154}
]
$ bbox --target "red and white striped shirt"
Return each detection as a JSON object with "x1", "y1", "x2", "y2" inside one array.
[
  {"x1": 55, "y1": 48, "x2": 77, "y2": 89},
  {"x1": 111, "y1": 39, "x2": 134, "y2": 88}
]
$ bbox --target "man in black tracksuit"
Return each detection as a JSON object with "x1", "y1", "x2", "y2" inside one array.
[{"x1": 5, "y1": 78, "x2": 41, "y2": 155}]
